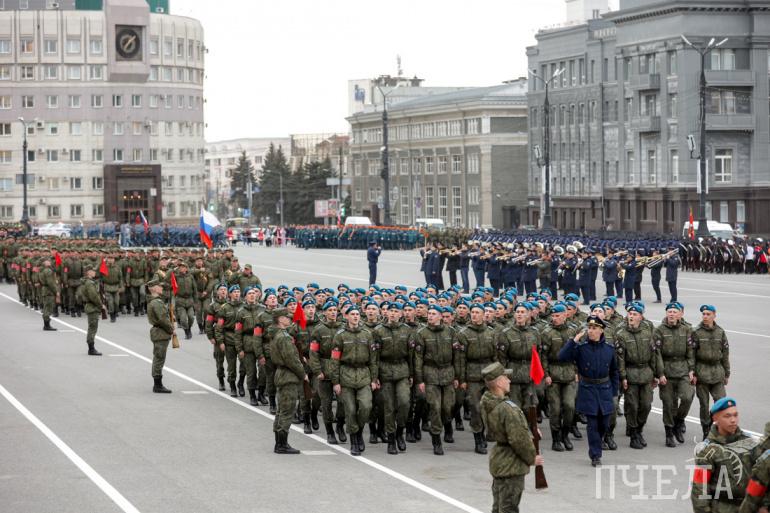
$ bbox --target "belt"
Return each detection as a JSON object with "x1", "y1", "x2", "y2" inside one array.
[
  {"x1": 580, "y1": 375, "x2": 609, "y2": 384},
  {"x1": 630, "y1": 363, "x2": 649, "y2": 368},
  {"x1": 667, "y1": 356, "x2": 685, "y2": 361}
]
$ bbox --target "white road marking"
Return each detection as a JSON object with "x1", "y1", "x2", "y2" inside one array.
[
  {"x1": 302, "y1": 450, "x2": 337, "y2": 456},
  {"x1": 0, "y1": 292, "x2": 484, "y2": 513},
  {"x1": 181, "y1": 390, "x2": 208, "y2": 395},
  {"x1": 0, "y1": 382, "x2": 141, "y2": 513}
]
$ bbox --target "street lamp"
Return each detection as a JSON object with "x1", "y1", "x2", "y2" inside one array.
[
  {"x1": 681, "y1": 34, "x2": 728, "y2": 238},
  {"x1": 528, "y1": 67, "x2": 565, "y2": 231},
  {"x1": 375, "y1": 83, "x2": 400, "y2": 225},
  {"x1": 17, "y1": 117, "x2": 31, "y2": 233}
]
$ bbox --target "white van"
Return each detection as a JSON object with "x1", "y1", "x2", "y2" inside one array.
[
  {"x1": 682, "y1": 220, "x2": 736, "y2": 240},
  {"x1": 344, "y1": 216, "x2": 373, "y2": 226},
  {"x1": 415, "y1": 218, "x2": 446, "y2": 230}
]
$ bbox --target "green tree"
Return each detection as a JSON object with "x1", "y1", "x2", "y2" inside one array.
[
  {"x1": 228, "y1": 151, "x2": 255, "y2": 215},
  {"x1": 255, "y1": 143, "x2": 291, "y2": 223}
]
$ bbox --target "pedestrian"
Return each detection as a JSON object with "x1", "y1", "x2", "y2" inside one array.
[
  {"x1": 147, "y1": 278, "x2": 173, "y2": 393},
  {"x1": 271, "y1": 306, "x2": 307, "y2": 454},
  {"x1": 367, "y1": 240, "x2": 381, "y2": 286},
  {"x1": 480, "y1": 361, "x2": 543, "y2": 513}
]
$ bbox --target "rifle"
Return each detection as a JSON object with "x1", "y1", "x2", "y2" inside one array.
[
  {"x1": 168, "y1": 299, "x2": 180, "y2": 349},
  {"x1": 296, "y1": 338, "x2": 313, "y2": 400},
  {"x1": 527, "y1": 405, "x2": 548, "y2": 489},
  {"x1": 98, "y1": 280, "x2": 108, "y2": 320}
]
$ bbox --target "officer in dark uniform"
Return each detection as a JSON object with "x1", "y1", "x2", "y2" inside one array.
[
  {"x1": 648, "y1": 248, "x2": 664, "y2": 303},
  {"x1": 665, "y1": 247, "x2": 681, "y2": 303},
  {"x1": 558, "y1": 315, "x2": 620, "y2": 467},
  {"x1": 367, "y1": 241, "x2": 381, "y2": 286},
  {"x1": 602, "y1": 249, "x2": 619, "y2": 298}
]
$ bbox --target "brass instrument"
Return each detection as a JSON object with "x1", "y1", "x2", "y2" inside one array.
[
  {"x1": 527, "y1": 257, "x2": 544, "y2": 267},
  {"x1": 644, "y1": 249, "x2": 678, "y2": 269},
  {"x1": 634, "y1": 256, "x2": 651, "y2": 268}
]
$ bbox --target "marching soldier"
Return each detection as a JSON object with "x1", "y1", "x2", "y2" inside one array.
[
  {"x1": 271, "y1": 307, "x2": 307, "y2": 455},
  {"x1": 39, "y1": 258, "x2": 59, "y2": 331},
  {"x1": 739, "y1": 422, "x2": 770, "y2": 513},
  {"x1": 692, "y1": 304, "x2": 731, "y2": 439},
  {"x1": 147, "y1": 278, "x2": 173, "y2": 393},
  {"x1": 127, "y1": 250, "x2": 148, "y2": 316},
  {"x1": 497, "y1": 303, "x2": 540, "y2": 411},
  {"x1": 234, "y1": 286, "x2": 262, "y2": 406},
  {"x1": 101, "y1": 254, "x2": 123, "y2": 323},
  {"x1": 80, "y1": 265, "x2": 103, "y2": 356},
  {"x1": 204, "y1": 283, "x2": 229, "y2": 391},
  {"x1": 64, "y1": 251, "x2": 83, "y2": 317},
  {"x1": 173, "y1": 261, "x2": 196, "y2": 340},
  {"x1": 192, "y1": 256, "x2": 211, "y2": 332},
  {"x1": 309, "y1": 301, "x2": 347, "y2": 444},
  {"x1": 214, "y1": 285, "x2": 243, "y2": 397}
]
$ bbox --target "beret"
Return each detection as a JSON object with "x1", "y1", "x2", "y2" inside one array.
[
  {"x1": 404, "y1": 301, "x2": 417, "y2": 309},
  {"x1": 321, "y1": 301, "x2": 338, "y2": 311},
  {"x1": 469, "y1": 303, "x2": 485, "y2": 313},
  {"x1": 665, "y1": 302, "x2": 683, "y2": 311},
  {"x1": 428, "y1": 304, "x2": 443, "y2": 313},
  {"x1": 625, "y1": 302, "x2": 644, "y2": 314},
  {"x1": 552, "y1": 304, "x2": 567, "y2": 313},
  {"x1": 228, "y1": 285, "x2": 240, "y2": 293},
  {"x1": 710, "y1": 396, "x2": 736, "y2": 416},
  {"x1": 307, "y1": 282, "x2": 319, "y2": 288},
  {"x1": 283, "y1": 297, "x2": 297, "y2": 306},
  {"x1": 700, "y1": 304, "x2": 716, "y2": 313},
  {"x1": 565, "y1": 293, "x2": 580, "y2": 302}
]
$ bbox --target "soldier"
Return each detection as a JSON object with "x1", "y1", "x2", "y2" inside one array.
[
  {"x1": 127, "y1": 250, "x2": 148, "y2": 317},
  {"x1": 257, "y1": 290, "x2": 279, "y2": 414},
  {"x1": 309, "y1": 301, "x2": 346, "y2": 444},
  {"x1": 692, "y1": 304, "x2": 730, "y2": 439},
  {"x1": 540, "y1": 303, "x2": 577, "y2": 452},
  {"x1": 39, "y1": 258, "x2": 59, "y2": 331},
  {"x1": 480, "y1": 361, "x2": 542, "y2": 513},
  {"x1": 204, "y1": 283, "x2": 228, "y2": 391},
  {"x1": 653, "y1": 302, "x2": 695, "y2": 447},
  {"x1": 739, "y1": 422, "x2": 770, "y2": 513},
  {"x1": 173, "y1": 261, "x2": 196, "y2": 340},
  {"x1": 413, "y1": 304, "x2": 461, "y2": 456},
  {"x1": 692, "y1": 398, "x2": 759, "y2": 513},
  {"x1": 615, "y1": 302, "x2": 663, "y2": 449},
  {"x1": 372, "y1": 302, "x2": 412, "y2": 454},
  {"x1": 64, "y1": 251, "x2": 84, "y2": 317},
  {"x1": 270, "y1": 307, "x2": 308, "y2": 455},
  {"x1": 80, "y1": 265, "x2": 103, "y2": 356},
  {"x1": 602, "y1": 250, "x2": 619, "y2": 298},
  {"x1": 147, "y1": 278, "x2": 173, "y2": 393},
  {"x1": 192, "y1": 256, "x2": 211, "y2": 332},
  {"x1": 665, "y1": 247, "x2": 681, "y2": 303},
  {"x1": 234, "y1": 286, "x2": 262, "y2": 406},
  {"x1": 215, "y1": 285, "x2": 243, "y2": 397},
  {"x1": 101, "y1": 254, "x2": 123, "y2": 323},
  {"x1": 457, "y1": 303, "x2": 497, "y2": 455},
  {"x1": 497, "y1": 303, "x2": 540, "y2": 411},
  {"x1": 367, "y1": 241, "x2": 381, "y2": 286},
  {"x1": 330, "y1": 306, "x2": 378, "y2": 456}
]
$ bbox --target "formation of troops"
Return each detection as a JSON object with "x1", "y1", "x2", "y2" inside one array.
[
  {"x1": 292, "y1": 225, "x2": 425, "y2": 250},
  {"x1": 1, "y1": 231, "x2": 768, "y2": 513}
]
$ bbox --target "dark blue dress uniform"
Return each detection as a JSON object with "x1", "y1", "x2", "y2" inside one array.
[
  {"x1": 367, "y1": 244, "x2": 381, "y2": 286},
  {"x1": 665, "y1": 255, "x2": 680, "y2": 302},
  {"x1": 602, "y1": 256, "x2": 619, "y2": 298},
  {"x1": 588, "y1": 254, "x2": 599, "y2": 301},
  {"x1": 472, "y1": 253, "x2": 486, "y2": 289},
  {"x1": 561, "y1": 256, "x2": 578, "y2": 296},
  {"x1": 559, "y1": 333, "x2": 620, "y2": 464},
  {"x1": 621, "y1": 259, "x2": 637, "y2": 304},
  {"x1": 578, "y1": 257, "x2": 592, "y2": 305},
  {"x1": 522, "y1": 255, "x2": 538, "y2": 294}
]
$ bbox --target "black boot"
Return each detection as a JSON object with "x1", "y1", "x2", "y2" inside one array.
[
  {"x1": 135, "y1": 309, "x2": 140, "y2": 317},
  {"x1": 369, "y1": 423, "x2": 379, "y2": 444},
  {"x1": 229, "y1": 381, "x2": 237, "y2": 398},
  {"x1": 273, "y1": 432, "x2": 281, "y2": 453},
  {"x1": 76, "y1": 306, "x2": 82, "y2": 317},
  {"x1": 413, "y1": 419, "x2": 422, "y2": 441},
  {"x1": 71, "y1": 308, "x2": 78, "y2": 318},
  {"x1": 562, "y1": 428, "x2": 574, "y2": 451},
  {"x1": 630, "y1": 428, "x2": 644, "y2": 449},
  {"x1": 43, "y1": 320, "x2": 57, "y2": 331},
  {"x1": 280, "y1": 432, "x2": 300, "y2": 454},
  {"x1": 185, "y1": 328, "x2": 192, "y2": 340},
  {"x1": 293, "y1": 409, "x2": 302, "y2": 425},
  {"x1": 570, "y1": 423, "x2": 583, "y2": 439},
  {"x1": 336, "y1": 420, "x2": 347, "y2": 443},
  {"x1": 53, "y1": 305, "x2": 59, "y2": 317},
  {"x1": 637, "y1": 423, "x2": 647, "y2": 447},
  {"x1": 577, "y1": 412, "x2": 587, "y2": 424},
  {"x1": 395, "y1": 426, "x2": 406, "y2": 452},
  {"x1": 110, "y1": 313, "x2": 116, "y2": 323},
  {"x1": 311, "y1": 408, "x2": 320, "y2": 431},
  {"x1": 325, "y1": 423, "x2": 338, "y2": 445},
  {"x1": 481, "y1": 427, "x2": 489, "y2": 448},
  {"x1": 405, "y1": 423, "x2": 417, "y2": 443},
  {"x1": 443, "y1": 421, "x2": 454, "y2": 443},
  {"x1": 257, "y1": 388, "x2": 268, "y2": 405},
  {"x1": 673, "y1": 419, "x2": 685, "y2": 444},
  {"x1": 237, "y1": 375, "x2": 245, "y2": 397},
  {"x1": 87, "y1": 343, "x2": 102, "y2": 356},
  {"x1": 551, "y1": 429, "x2": 564, "y2": 452},
  {"x1": 357, "y1": 430, "x2": 365, "y2": 453},
  {"x1": 387, "y1": 433, "x2": 398, "y2": 455},
  {"x1": 248, "y1": 389, "x2": 258, "y2": 406},
  {"x1": 474, "y1": 432, "x2": 487, "y2": 455},
  {"x1": 197, "y1": 323, "x2": 203, "y2": 334},
  {"x1": 604, "y1": 429, "x2": 618, "y2": 450},
  {"x1": 303, "y1": 413, "x2": 312, "y2": 434},
  {"x1": 431, "y1": 433, "x2": 444, "y2": 456},
  {"x1": 153, "y1": 377, "x2": 172, "y2": 393},
  {"x1": 350, "y1": 431, "x2": 361, "y2": 456},
  {"x1": 454, "y1": 409, "x2": 464, "y2": 431},
  {"x1": 665, "y1": 426, "x2": 676, "y2": 448},
  {"x1": 269, "y1": 395, "x2": 277, "y2": 415},
  {"x1": 218, "y1": 377, "x2": 225, "y2": 392},
  {"x1": 701, "y1": 423, "x2": 711, "y2": 441}
]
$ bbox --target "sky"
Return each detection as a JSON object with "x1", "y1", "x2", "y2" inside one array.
[{"x1": 173, "y1": 0, "x2": 620, "y2": 142}]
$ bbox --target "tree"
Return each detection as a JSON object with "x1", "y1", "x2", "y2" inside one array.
[
  {"x1": 255, "y1": 144, "x2": 291, "y2": 224},
  {"x1": 228, "y1": 151, "x2": 255, "y2": 215}
]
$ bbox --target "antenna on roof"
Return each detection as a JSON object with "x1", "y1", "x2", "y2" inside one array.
[{"x1": 397, "y1": 55, "x2": 403, "y2": 77}]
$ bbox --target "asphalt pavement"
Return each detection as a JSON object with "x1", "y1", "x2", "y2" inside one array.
[{"x1": 0, "y1": 244, "x2": 768, "y2": 513}]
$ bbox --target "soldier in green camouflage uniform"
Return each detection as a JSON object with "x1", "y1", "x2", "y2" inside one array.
[
  {"x1": 457, "y1": 303, "x2": 497, "y2": 455},
  {"x1": 739, "y1": 422, "x2": 770, "y2": 513},
  {"x1": 234, "y1": 286, "x2": 263, "y2": 406},
  {"x1": 63, "y1": 251, "x2": 83, "y2": 317},
  {"x1": 497, "y1": 303, "x2": 540, "y2": 411},
  {"x1": 271, "y1": 307, "x2": 307, "y2": 454},
  {"x1": 290, "y1": 300, "x2": 320, "y2": 434},
  {"x1": 205, "y1": 283, "x2": 228, "y2": 391},
  {"x1": 173, "y1": 261, "x2": 196, "y2": 339},
  {"x1": 256, "y1": 290, "x2": 279, "y2": 413},
  {"x1": 101, "y1": 254, "x2": 123, "y2": 322},
  {"x1": 147, "y1": 278, "x2": 173, "y2": 393},
  {"x1": 39, "y1": 258, "x2": 59, "y2": 331},
  {"x1": 480, "y1": 361, "x2": 541, "y2": 513},
  {"x1": 127, "y1": 250, "x2": 148, "y2": 316},
  {"x1": 214, "y1": 285, "x2": 243, "y2": 397},
  {"x1": 80, "y1": 265, "x2": 103, "y2": 356},
  {"x1": 192, "y1": 256, "x2": 212, "y2": 333},
  {"x1": 309, "y1": 301, "x2": 346, "y2": 444},
  {"x1": 692, "y1": 304, "x2": 730, "y2": 439},
  {"x1": 330, "y1": 306, "x2": 378, "y2": 456}
]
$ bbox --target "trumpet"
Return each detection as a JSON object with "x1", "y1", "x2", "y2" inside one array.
[
  {"x1": 527, "y1": 257, "x2": 544, "y2": 267},
  {"x1": 644, "y1": 249, "x2": 678, "y2": 268},
  {"x1": 634, "y1": 256, "x2": 652, "y2": 268}
]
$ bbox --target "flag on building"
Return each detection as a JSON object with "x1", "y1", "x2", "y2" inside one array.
[{"x1": 199, "y1": 208, "x2": 221, "y2": 249}]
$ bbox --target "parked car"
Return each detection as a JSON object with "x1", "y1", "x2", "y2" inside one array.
[{"x1": 37, "y1": 222, "x2": 73, "y2": 238}]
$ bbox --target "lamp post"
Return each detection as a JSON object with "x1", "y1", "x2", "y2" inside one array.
[
  {"x1": 682, "y1": 35, "x2": 727, "y2": 238},
  {"x1": 375, "y1": 83, "x2": 400, "y2": 225},
  {"x1": 528, "y1": 68, "x2": 564, "y2": 231},
  {"x1": 17, "y1": 117, "x2": 31, "y2": 233}
]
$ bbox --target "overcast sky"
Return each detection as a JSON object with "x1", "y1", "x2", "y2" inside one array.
[{"x1": 174, "y1": 0, "x2": 620, "y2": 141}]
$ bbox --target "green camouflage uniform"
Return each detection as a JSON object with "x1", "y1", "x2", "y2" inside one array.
[
  {"x1": 309, "y1": 318, "x2": 345, "y2": 428},
  {"x1": 147, "y1": 296, "x2": 174, "y2": 378},
  {"x1": 457, "y1": 322, "x2": 497, "y2": 434},
  {"x1": 497, "y1": 323, "x2": 540, "y2": 409},
  {"x1": 413, "y1": 323, "x2": 461, "y2": 436},
  {"x1": 653, "y1": 319, "x2": 695, "y2": 429},
  {"x1": 372, "y1": 321, "x2": 413, "y2": 436},
  {"x1": 330, "y1": 324, "x2": 377, "y2": 435},
  {"x1": 692, "y1": 321, "x2": 730, "y2": 427},
  {"x1": 214, "y1": 299, "x2": 243, "y2": 388},
  {"x1": 271, "y1": 324, "x2": 306, "y2": 434},
  {"x1": 540, "y1": 322, "x2": 578, "y2": 433},
  {"x1": 615, "y1": 320, "x2": 663, "y2": 431},
  {"x1": 81, "y1": 277, "x2": 102, "y2": 346}
]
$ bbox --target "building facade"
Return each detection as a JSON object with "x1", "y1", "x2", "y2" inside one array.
[
  {"x1": 526, "y1": 0, "x2": 770, "y2": 234},
  {"x1": 0, "y1": 0, "x2": 205, "y2": 225},
  {"x1": 347, "y1": 81, "x2": 529, "y2": 228}
]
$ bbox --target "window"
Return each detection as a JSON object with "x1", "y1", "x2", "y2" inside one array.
[
  {"x1": 133, "y1": 148, "x2": 143, "y2": 162},
  {"x1": 602, "y1": 58, "x2": 608, "y2": 81},
  {"x1": 67, "y1": 65, "x2": 81, "y2": 80},
  {"x1": 437, "y1": 156, "x2": 447, "y2": 174},
  {"x1": 0, "y1": 40, "x2": 10, "y2": 54},
  {"x1": 400, "y1": 186, "x2": 410, "y2": 225},
  {"x1": 89, "y1": 38, "x2": 103, "y2": 55},
  {"x1": 88, "y1": 65, "x2": 103, "y2": 80},
  {"x1": 0, "y1": 66, "x2": 10, "y2": 80},
  {"x1": 353, "y1": 161, "x2": 361, "y2": 176},
  {"x1": 163, "y1": 38, "x2": 173, "y2": 57},
  {"x1": 92, "y1": 204, "x2": 104, "y2": 217},
  {"x1": 714, "y1": 149, "x2": 732, "y2": 183},
  {"x1": 668, "y1": 51, "x2": 677, "y2": 75},
  {"x1": 179, "y1": 175, "x2": 186, "y2": 188},
  {"x1": 92, "y1": 122, "x2": 104, "y2": 136},
  {"x1": 438, "y1": 187, "x2": 448, "y2": 221},
  {"x1": 451, "y1": 155, "x2": 462, "y2": 174},
  {"x1": 162, "y1": 67, "x2": 172, "y2": 82},
  {"x1": 21, "y1": 65, "x2": 34, "y2": 80},
  {"x1": 400, "y1": 158, "x2": 409, "y2": 176},
  {"x1": 0, "y1": 96, "x2": 9, "y2": 109},
  {"x1": 647, "y1": 150, "x2": 656, "y2": 183},
  {"x1": 67, "y1": 94, "x2": 81, "y2": 108},
  {"x1": 708, "y1": 90, "x2": 751, "y2": 114},
  {"x1": 711, "y1": 49, "x2": 735, "y2": 71},
  {"x1": 736, "y1": 200, "x2": 746, "y2": 223},
  {"x1": 468, "y1": 211, "x2": 479, "y2": 228},
  {"x1": 0, "y1": 123, "x2": 9, "y2": 136},
  {"x1": 92, "y1": 149, "x2": 103, "y2": 162},
  {"x1": 177, "y1": 38, "x2": 184, "y2": 58},
  {"x1": 165, "y1": 121, "x2": 173, "y2": 136},
  {"x1": 149, "y1": 94, "x2": 158, "y2": 108},
  {"x1": 47, "y1": 205, "x2": 61, "y2": 219},
  {"x1": 21, "y1": 38, "x2": 34, "y2": 54},
  {"x1": 467, "y1": 118, "x2": 480, "y2": 134},
  {"x1": 0, "y1": 150, "x2": 10, "y2": 162},
  {"x1": 47, "y1": 123, "x2": 59, "y2": 135},
  {"x1": 70, "y1": 122, "x2": 82, "y2": 136},
  {"x1": 354, "y1": 189, "x2": 362, "y2": 201},
  {"x1": 70, "y1": 149, "x2": 82, "y2": 162},
  {"x1": 46, "y1": 95, "x2": 58, "y2": 109},
  {"x1": 44, "y1": 39, "x2": 57, "y2": 54},
  {"x1": 46, "y1": 149, "x2": 59, "y2": 162},
  {"x1": 425, "y1": 186, "x2": 435, "y2": 217},
  {"x1": 623, "y1": 57, "x2": 631, "y2": 81},
  {"x1": 113, "y1": 122, "x2": 124, "y2": 135},
  {"x1": 27, "y1": 150, "x2": 35, "y2": 162},
  {"x1": 425, "y1": 156, "x2": 434, "y2": 174},
  {"x1": 112, "y1": 94, "x2": 123, "y2": 108},
  {"x1": 70, "y1": 177, "x2": 83, "y2": 190},
  {"x1": 639, "y1": 54, "x2": 655, "y2": 74},
  {"x1": 668, "y1": 94, "x2": 677, "y2": 117},
  {"x1": 131, "y1": 94, "x2": 142, "y2": 108},
  {"x1": 150, "y1": 149, "x2": 158, "y2": 161},
  {"x1": 468, "y1": 186, "x2": 480, "y2": 205},
  {"x1": 113, "y1": 148, "x2": 124, "y2": 162},
  {"x1": 149, "y1": 66, "x2": 158, "y2": 81},
  {"x1": 0, "y1": 205, "x2": 13, "y2": 218},
  {"x1": 719, "y1": 201, "x2": 729, "y2": 223},
  {"x1": 412, "y1": 157, "x2": 421, "y2": 175},
  {"x1": 149, "y1": 38, "x2": 159, "y2": 56},
  {"x1": 670, "y1": 150, "x2": 679, "y2": 183},
  {"x1": 627, "y1": 151, "x2": 635, "y2": 183},
  {"x1": 43, "y1": 64, "x2": 58, "y2": 80},
  {"x1": 641, "y1": 94, "x2": 657, "y2": 116},
  {"x1": 452, "y1": 187, "x2": 462, "y2": 226},
  {"x1": 91, "y1": 94, "x2": 103, "y2": 108},
  {"x1": 66, "y1": 38, "x2": 81, "y2": 54}
]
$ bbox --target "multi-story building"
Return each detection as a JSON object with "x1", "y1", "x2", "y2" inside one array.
[
  {"x1": 348, "y1": 74, "x2": 469, "y2": 117},
  {"x1": 526, "y1": 0, "x2": 770, "y2": 234},
  {"x1": 288, "y1": 133, "x2": 348, "y2": 173},
  {"x1": 347, "y1": 81, "x2": 529, "y2": 228},
  {"x1": 205, "y1": 137, "x2": 290, "y2": 215},
  {"x1": 0, "y1": 0, "x2": 205, "y2": 225}
]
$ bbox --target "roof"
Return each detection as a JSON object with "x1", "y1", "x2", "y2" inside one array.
[{"x1": 380, "y1": 82, "x2": 528, "y2": 114}]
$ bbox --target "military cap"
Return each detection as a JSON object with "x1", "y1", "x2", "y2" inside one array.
[
  {"x1": 710, "y1": 396, "x2": 737, "y2": 416},
  {"x1": 307, "y1": 282, "x2": 319, "y2": 289},
  {"x1": 388, "y1": 302, "x2": 403, "y2": 310},
  {"x1": 243, "y1": 286, "x2": 257, "y2": 296},
  {"x1": 469, "y1": 303, "x2": 485, "y2": 313},
  {"x1": 482, "y1": 362, "x2": 513, "y2": 382},
  {"x1": 283, "y1": 297, "x2": 297, "y2": 306},
  {"x1": 428, "y1": 304, "x2": 443, "y2": 314},
  {"x1": 216, "y1": 282, "x2": 228, "y2": 291},
  {"x1": 271, "y1": 308, "x2": 290, "y2": 321},
  {"x1": 403, "y1": 301, "x2": 416, "y2": 310},
  {"x1": 244, "y1": 263, "x2": 252, "y2": 270},
  {"x1": 177, "y1": 260, "x2": 188, "y2": 267},
  {"x1": 565, "y1": 293, "x2": 580, "y2": 302},
  {"x1": 552, "y1": 304, "x2": 567, "y2": 313},
  {"x1": 228, "y1": 285, "x2": 240, "y2": 293},
  {"x1": 625, "y1": 302, "x2": 644, "y2": 314},
  {"x1": 83, "y1": 264, "x2": 95, "y2": 272},
  {"x1": 589, "y1": 303, "x2": 604, "y2": 311},
  {"x1": 147, "y1": 278, "x2": 164, "y2": 288},
  {"x1": 700, "y1": 304, "x2": 716, "y2": 313},
  {"x1": 443, "y1": 306, "x2": 454, "y2": 314},
  {"x1": 514, "y1": 302, "x2": 531, "y2": 311},
  {"x1": 665, "y1": 302, "x2": 683, "y2": 311},
  {"x1": 586, "y1": 315, "x2": 606, "y2": 329},
  {"x1": 321, "y1": 301, "x2": 338, "y2": 311}
]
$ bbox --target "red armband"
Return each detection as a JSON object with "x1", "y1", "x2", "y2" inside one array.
[
  {"x1": 63, "y1": 267, "x2": 68, "y2": 273},
  {"x1": 310, "y1": 341, "x2": 320, "y2": 352},
  {"x1": 253, "y1": 327, "x2": 263, "y2": 337},
  {"x1": 235, "y1": 322, "x2": 243, "y2": 332},
  {"x1": 747, "y1": 478, "x2": 768, "y2": 497},
  {"x1": 206, "y1": 314, "x2": 214, "y2": 322},
  {"x1": 331, "y1": 349, "x2": 342, "y2": 360},
  {"x1": 692, "y1": 467, "x2": 712, "y2": 484},
  {"x1": 217, "y1": 318, "x2": 225, "y2": 327}
]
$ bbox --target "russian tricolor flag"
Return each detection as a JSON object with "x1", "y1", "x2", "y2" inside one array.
[
  {"x1": 199, "y1": 208, "x2": 221, "y2": 249},
  {"x1": 136, "y1": 210, "x2": 149, "y2": 230}
]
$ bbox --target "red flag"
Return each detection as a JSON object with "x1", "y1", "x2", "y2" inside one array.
[
  {"x1": 99, "y1": 258, "x2": 108, "y2": 276},
  {"x1": 54, "y1": 252, "x2": 62, "y2": 268},
  {"x1": 688, "y1": 207, "x2": 695, "y2": 240},
  {"x1": 530, "y1": 344, "x2": 545, "y2": 385},
  {"x1": 170, "y1": 271, "x2": 179, "y2": 296},
  {"x1": 293, "y1": 303, "x2": 307, "y2": 329}
]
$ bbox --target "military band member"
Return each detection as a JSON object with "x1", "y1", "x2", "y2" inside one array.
[{"x1": 692, "y1": 304, "x2": 730, "y2": 439}]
